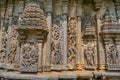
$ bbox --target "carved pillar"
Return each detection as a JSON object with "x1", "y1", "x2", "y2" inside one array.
[
  {"x1": 77, "y1": 2, "x2": 82, "y2": 69},
  {"x1": 1, "y1": 8, "x2": 5, "y2": 28},
  {"x1": 45, "y1": 0, "x2": 52, "y2": 71},
  {"x1": 62, "y1": 0, "x2": 68, "y2": 70},
  {"x1": 115, "y1": 37, "x2": 120, "y2": 64},
  {"x1": 115, "y1": 1, "x2": 120, "y2": 22},
  {"x1": 97, "y1": 19, "x2": 105, "y2": 70},
  {"x1": 77, "y1": 17, "x2": 82, "y2": 69},
  {"x1": 6, "y1": 25, "x2": 17, "y2": 70},
  {"x1": 104, "y1": 37, "x2": 109, "y2": 70},
  {"x1": 0, "y1": 8, "x2": 5, "y2": 29},
  {"x1": 0, "y1": 27, "x2": 7, "y2": 69},
  {"x1": 38, "y1": 41, "x2": 43, "y2": 71},
  {"x1": 8, "y1": 3, "x2": 13, "y2": 26}
]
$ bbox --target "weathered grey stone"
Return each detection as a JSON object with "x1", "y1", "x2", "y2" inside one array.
[{"x1": 0, "y1": 0, "x2": 120, "y2": 80}]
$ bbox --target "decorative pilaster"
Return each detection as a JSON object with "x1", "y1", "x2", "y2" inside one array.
[
  {"x1": 45, "y1": 0, "x2": 52, "y2": 71},
  {"x1": 0, "y1": 8, "x2": 5, "y2": 29},
  {"x1": 62, "y1": 0, "x2": 68, "y2": 70},
  {"x1": 97, "y1": 19, "x2": 105, "y2": 70},
  {"x1": 38, "y1": 42, "x2": 43, "y2": 71},
  {"x1": 115, "y1": 37, "x2": 120, "y2": 65},
  {"x1": 8, "y1": 3, "x2": 13, "y2": 26},
  {"x1": 104, "y1": 37, "x2": 110, "y2": 69},
  {"x1": 76, "y1": 2, "x2": 82, "y2": 69}
]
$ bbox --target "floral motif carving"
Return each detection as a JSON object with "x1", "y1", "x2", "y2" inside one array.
[
  {"x1": 67, "y1": 18, "x2": 77, "y2": 69},
  {"x1": 0, "y1": 28, "x2": 7, "y2": 63},
  {"x1": 8, "y1": 26, "x2": 17, "y2": 64},
  {"x1": 51, "y1": 20, "x2": 63, "y2": 68},
  {"x1": 107, "y1": 43, "x2": 118, "y2": 64}
]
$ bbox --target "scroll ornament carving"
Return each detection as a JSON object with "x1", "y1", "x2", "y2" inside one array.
[
  {"x1": 67, "y1": 18, "x2": 77, "y2": 69},
  {"x1": 0, "y1": 28, "x2": 7, "y2": 63},
  {"x1": 84, "y1": 43, "x2": 95, "y2": 68},
  {"x1": 51, "y1": 24, "x2": 62, "y2": 66},
  {"x1": 21, "y1": 43, "x2": 39, "y2": 72},
  {"x1": 8, "y1": 26, "x2": 17, "y2": 64}
]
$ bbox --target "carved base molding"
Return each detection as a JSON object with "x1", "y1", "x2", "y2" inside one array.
[
  {"x1": 85, "y1": 66, "x2": 95, "y2": 70},
  {"x1": 0, "y1": 72, "x2": 120, "y2": 80},
  {"x1": 44, "y1": 65, "x2": 51, "y2": 71},
  {"x1": 107, "y1": 64, "x2": 120, "y2": 70}
]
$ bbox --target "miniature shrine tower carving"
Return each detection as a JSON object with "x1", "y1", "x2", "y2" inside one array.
[{"x1": 0, "y1": 0, "x2": 120, "y2": 80}]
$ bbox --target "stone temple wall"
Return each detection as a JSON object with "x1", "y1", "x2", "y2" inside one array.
[{"x1": 0, "y1": 0, "x2": 120, "y2": 80}]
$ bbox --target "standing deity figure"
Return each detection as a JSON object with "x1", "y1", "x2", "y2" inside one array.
[
  {"x1": 84, "y1": 43, "x2": 95, "y2": 67},
  {"x1": 108, "y1": 43, "x2": 118, "y2": 64},
  {"x1": 21, "y1": 43, "x2": 39, "y2": 69}
]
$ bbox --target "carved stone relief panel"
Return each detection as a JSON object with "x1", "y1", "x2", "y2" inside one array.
[
  {"x1": 20, "y1": 42, "x2": 39, "y2": 72},
  {"x1": 67, "y1": 18, "x2": 77, "y2": 69},
  {"x1": 84, "y1": 42, "x2": 96, "y2": 69},
  {"x1": 8, "y1": 26, "x2": 17, "y2": 64},
  {"x1": 51, "y1": 17, "x2": 63, "y2": 70},
  {"x1": 7, "y1": 25, "x2": 17, "y2": 66},
  {"x1": 81, "y1": 2, "x2": 97, "y2": 69},
  {"x1": 53, "y1": 0, "x2": 62, "y2": 16},
  {"x1": 0, "y1": 28, "x2": 8, "y2": 65},
  {"x1": 106, "y1": 38, "x2": 120, "y2": 70}
]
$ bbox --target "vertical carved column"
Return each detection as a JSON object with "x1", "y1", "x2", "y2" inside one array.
[
  {"x1": 0, "y1": 27, "x2": 7, "y2": 69},
  {"x1": 0, "y1": 8, "x2": 5, "y2": 29},
  {"x1": 45, "y1": 0, "x2": 52, "y2": 71},
  {"x1": 104, "y1": 37, "x2": 109, "y2": 70},
  {"x1": 77, "y1": 17, "x2": 82, "y2": 69},
  {"x1": 97, "y1": 19, "x2": 105, "y2": 70},
  {"x1": 77, "y1": 2, "x2": 82, "y2": 69},
  {"x1": 38, "y1": 42, "x2": 43, "y2": 71},
  {"x1": 62, "y1": 0, "x2": 68, "y2": 70},
  {"x1": 8, "y1": 3, "x2": 13, "y2": 26},
  {"x1": 115, "y1": 37, "x2": 120, "y2": 64},
  {"x1": 1, "y1": 8, "x2": 5, "y2": 28}
]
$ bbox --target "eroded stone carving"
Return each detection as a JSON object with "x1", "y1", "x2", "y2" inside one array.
[
  {"x1": 84, "y1": 43, "x2": 95, "y2": 69},
  {"x1": 20, "y1": 3, "x2": 47, "y2": 31},
  {"x1": 108, "y1": 43, "x2": 118, "y2": 64},
  {"x1": 51, "y1": 22, "x2": 63, "y2": 69},
  {"x1": 106, "y1": 39, "x2": 120, "y2": 70},
  {"x1": 20, "y1": 42, "x2": 39, "y2": 72},
  {"x1": 0, "y1": 28, "x2": 7, "y2": 64},
  {"x1": 17, "y1": 2, "x2": 48, "y2": 72},
  {"x1": 8, "y1": 26, "x2": 17, "y2": 64},
  {"x1": 67, "y1": 18, "x2": 77, "y2": 69}
]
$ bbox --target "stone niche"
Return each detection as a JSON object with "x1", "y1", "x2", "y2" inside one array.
[{"x1": 16, "y1": 2, "x2": 48, "y2": 72}]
